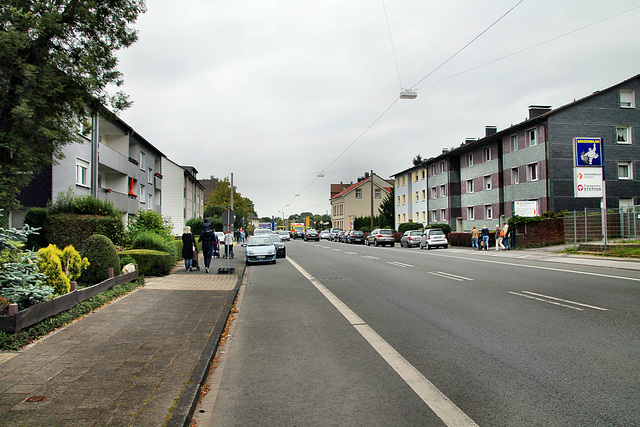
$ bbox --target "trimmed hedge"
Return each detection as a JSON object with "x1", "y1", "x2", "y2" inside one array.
[
  {"x1": 46, "y1": 213, "x2": 125, "y2": 249},
  {"x1": 118, "y1": 249, "x2": 173, "y2": 276}
]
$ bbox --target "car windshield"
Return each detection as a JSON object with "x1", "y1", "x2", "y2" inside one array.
[
  {"x1": 248, "y1": 237, "x2": 273, "y2": 246},
  {"x1": 410, "y1": 231, "x2": 422, "y2": 236},
  {"x1": 429, "y1": 230, "x2": 444, "y2": 235},
  {"x1": 269, "y1": 235, "x2": 282, "y2": 243},
  {"x1": 352, "y1": 231, "x2": 363, "y2": 236},
  {"x1": 379, "y1": 229, "x2": 393, "y2": 235},
  {"x1": 278, "y1": 231, "x2": 288, "y2": 235}
]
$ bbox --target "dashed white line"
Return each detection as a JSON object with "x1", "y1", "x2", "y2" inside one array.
[
  {"x1": 520, "y1": 291, "x2": 608, "y2": 311},
  {"x1": 429, "y1": 271, "x2": 474, "y2": 282},
  {"x1": 362, "y1": 255, "x2": 379, "y2": 260},
  {"x1": 388, "y1": 261, "x2": 414, "y2": 268}
]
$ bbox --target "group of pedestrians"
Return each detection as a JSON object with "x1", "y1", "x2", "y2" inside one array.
[
  {"x1": 181, "y1": 219, "x2": 236, "y2": 273},
  {"x1": 470, "y1": 223, "x2": 512, "y2": 251}
]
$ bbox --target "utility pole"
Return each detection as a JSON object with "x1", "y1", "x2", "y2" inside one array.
[{"x1": 370, "y1": 170, "x2": 374, "y2": 231}]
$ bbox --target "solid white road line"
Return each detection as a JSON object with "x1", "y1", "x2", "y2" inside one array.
[
  {"x1": 287, "y1": 257, "x2": 478, "y2": 427},
  {"x1": 509, "y1": 291, "x2": 584, "y2": 310}
]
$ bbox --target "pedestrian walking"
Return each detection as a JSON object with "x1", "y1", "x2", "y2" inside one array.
[
  {"x1": 471, "y1": 226, "x2": 479, "y2": 250},
  {"x1": 502, "y1": 222, "x2": 511, "y2": 250},
  {"x1": 223, "y1": 231, "x2": 234, "y2": 258},
  {"x1": 496, "y1": 224, "x2": 505, "y2": 250},
  {"x1": 181, "y1": 226, "x2": 197, "y2": 271},
  {"x1": 199, "y1": 218, "x2": 218, "y2": 273},
  {"x1": 481, "y1": 225, "x2": 490, "y2": 250}
]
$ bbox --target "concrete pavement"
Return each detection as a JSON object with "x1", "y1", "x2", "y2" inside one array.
[{"x1": 0, "y1": 249, "x2": 244, "y2": 427}]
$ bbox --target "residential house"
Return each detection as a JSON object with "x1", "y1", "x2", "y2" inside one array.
[
  {"x1": 392, "y1": 164, "x2": 428, "y2": 225},
  {"x1": 330, "y1": 172, "x2": 393, "y2": 230},
  {"x1": 161, "y1": 160, "x2": 204, "y2": 235},
  {"x1": 394, "y1": 74, "x2": 640, "y2": 232}
]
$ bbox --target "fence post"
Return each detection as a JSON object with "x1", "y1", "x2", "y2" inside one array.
[
  {"x1": 573, "y1": 211, "x2": 577, "y2": 250},
  {"x1": 8, "y1": 304, "x2": 18, "y2": 316},
  {"x1": 70, "y1": 281, "x2": 77, "y2": 292},
  {"x1": 108, "y1": 268, "x2": 114, "y2": 278}
]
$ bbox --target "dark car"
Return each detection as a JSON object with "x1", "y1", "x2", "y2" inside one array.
[
  {"x1": 268, "y1": 234, "x2": 287, "y2": 258},
  {"x1": 304, "y1": 229, "x2": 319, "y2": 241},
  {"x1": 347, "y1": 230, "x2": 365, "y2": 244}
]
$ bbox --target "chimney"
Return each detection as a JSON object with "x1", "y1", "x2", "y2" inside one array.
[
  {"x1": 464, "y1": 138, "x2": 476, "y2": 145},
  {"x1": 442, "y1": 147, "x2": 450, "y2": 154},
  {"x1": 528, "y1": 105, "x2": 552, "y2": 119},
  {"x1": 485, "y1": 126, "x2": 497, "y2": 137}
]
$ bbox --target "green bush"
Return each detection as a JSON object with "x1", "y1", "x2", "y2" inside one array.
[
  {"x1": 426, "y1": 223, "x2": 452, "y2": 234},
  {"x1": 48, "y1": 189, "x2": 120, "y2": 216},
  {"x1": 186, "y1": 218, "x2": 204, "y2": 236},
  {"x1": 131, "y1": 231, "x2": 178, "y2": 261},
  {"x1": 46, "y1": 213, "x2": 125, "y2": 248},
  {"x1": 398, "y1": 222, "x2": 423, "y2": 234},
  {"x1": 0, "y1": 283, "x2": 55, "y2": 310},
  {"x1": 80, "y1": 234, "x2": 120, "y2": 285},
  {"x1": 128, "y1": 210, "x2": 173, "y2": 240},
  {"x1": 118, "y1": 249, "x2": 173, "y2": 276},
  {"x1": 24, "y1": 208, "x2": 48, "y2": 250},
  {"x1": 119, "y1": 254, "x2": 137, "y2": 270}
]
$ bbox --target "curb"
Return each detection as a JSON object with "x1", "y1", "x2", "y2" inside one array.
[{"x1": 165, "y1": 264, "x2": 246, "y2": 427}]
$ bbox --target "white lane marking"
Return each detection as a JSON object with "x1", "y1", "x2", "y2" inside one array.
[
  {"x1": 434, "y1": 272, "x2": 474, "y2": 281},
  {"x1": 362, "y1": 255, "x2": 379, "y2": 260},
  {"x1": 287, "y1": 257, "x2": 478, "y2": 427},
  {"x1": 388, "y1": 261, "x2": 414, "y2": 268},
  {"x1": 509, "y1": 291, "x2": 583, "y2": 311},
  {"x1": 521, "y1": 291, "x2": 608, "y2": 311},
  {"x1": 332, "y1": 248, "x2": 343, "y2": 252},
  {"x1": 424, "y1": 252, "x2": 640, "y2": 283},
  {"x1": 429, "y1": 272, "x2": 464, "y2": 281},
  {"x1": 344, "y1": 251, "x2": 358, "y2": 255}
]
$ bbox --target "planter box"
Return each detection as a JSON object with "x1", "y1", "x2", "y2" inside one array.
[{"x1": 0, "y1": 270, "x2": 138, "y2": 333}]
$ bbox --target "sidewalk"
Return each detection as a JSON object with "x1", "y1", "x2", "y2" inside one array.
[{"x1": 0, "y1": 250, "x2": 244, "y2": 427}]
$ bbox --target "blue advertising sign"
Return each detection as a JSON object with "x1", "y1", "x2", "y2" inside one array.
[{"x1": 574, "y1": 138, "x2": 602, "y2": 167}]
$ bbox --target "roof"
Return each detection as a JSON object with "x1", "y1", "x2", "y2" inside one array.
[{"x1": 331, "y1": 176, "x2": 392, "y2": 200}]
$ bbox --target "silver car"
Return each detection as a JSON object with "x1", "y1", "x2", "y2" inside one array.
[
  {"x1": 420, "y1": 228, "x2": 448, "y2": 249},
  {"x1": 400, "y1": 230, "x2": 422, "y2": 248},
  {"x1": 277, "y1": 230, "x2": 291, "y2": 241},
  {"x1": 366, "y1": 229, "x2": 395, "y2": 247}
]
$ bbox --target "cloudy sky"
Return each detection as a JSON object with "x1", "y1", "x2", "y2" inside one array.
[{"x1": 115, "y1": 0, "x2": 640, "y2": 219}]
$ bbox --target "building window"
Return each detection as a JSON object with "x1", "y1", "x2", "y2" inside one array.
[
  {"x1": 415, "y1": 172, "x2": 419, "y2": 182},
  {"x1": 375, "y1": 189, "x2": 381, "y2": 198},
  {"x1": 467, "y1": 207, "x2": 475, "y2": 220},
  {"x1": 148, "y1": 167, "x2": 153, "y2": 184},
  {"x1": 467, "y1": 179, "x2": 474, "y2": 193},
  {"x1": 431, "y1": 165, "x2": 436, "y2": 176},
  {"x1": 402, "y1": 195, "x2": 406, "y2": 204},
  {"x1": 512, "y1": 167, "x2": 519, "y2": 184},
  {"x1": 616, "y1": 126, "x2": 632, "y2": 144},
  {"x1": 403, "y1": 214, "x2": 406, "y2": 222},
  {"x1": 485, "y1": 204, "x2": 493, "y2": 219},
  {"x1": 484, "y1": 175, "x2": 492, "y2": 190},
  {"x1": 147, "y1": 194, "x2": 153, "y2": 209},
  {"x1": 422, "y1": 189, "x2": 426, "y2": 200},
  {"x1": 431, "y1": 187, "x2": 437, "y2": 199},
  {"x1": 528, "y1": 163, "x2": 539, "y2": 181},
  {"x1": 467, "y1": 153, "x2": 473, "y2": 167},
  {"x1": 402, "y1": 176, "x2": 406, "y2": 185},
  {"x1": 139, "y1": 184, "x2": 145, "y2": 202},
  {"x1": 440, "y1": 209, "x2": 446, "y2": 221},
  {"x1": 415, "y1": 212, "x2": 420, "y2": 222},
  {"x1": 483, "y1": 147, "x2": 491, "y2": 161},
  {"x1": 618, "y1": 161, "x2": 633, "y2": 179},
  {"x1": 440, "y1": 185, "x2": 446, "y2": 197},
  {"x1": 528, "y1": 128, "x2": 537, "y2": 146},
  {"x1": 620, "y1": 90, "x2": 635, "y2": 108},
  {"x1": 422, "y1": 169, "x2": 426, "y2": 179},
  {"x1": 431, "y1": 210, "x2": 438, "y2": 222},
  {"x1": 511, "y1": 135, "x2": 518, "y2": 152},
  {"x1": 415, "y1": 192, "x2": 420, "y2": 202},
  {"x1": 76, "y1": 158, "x2": 89, "y2": 187},
  {"x1": 355, "y1": 189, "x2": 362, "y2": 198},
  {"x1": 139, "y1": 151, "x2": 145, "y2": 170},
  {"x1": 397, "y1": 196, "x2": 401, "y2": 205},
  {"x1": 440, "y1": 161, "x2": 445, "y2": 173}
]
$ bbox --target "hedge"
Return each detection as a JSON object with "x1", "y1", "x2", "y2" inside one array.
[{"x1": 118, "y1": 249, "x2": 174, "y2": 276}]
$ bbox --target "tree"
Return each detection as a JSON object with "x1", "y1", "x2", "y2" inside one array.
[
  {"x1": 412, "y1": 154, "x2": 424, "y2": 166},
  {"x1": 205, "y1": 177, "x2": 256, "y2": 229},
  {"x1": 0, "y1": 0, "x2": 146, "y2": 209},
  {"x1": 378, "y1": 190, "x2": 395, "y2": 230}
]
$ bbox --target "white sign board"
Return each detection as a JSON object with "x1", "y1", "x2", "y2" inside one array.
[
  {"x1": 574, "y1": 167, "x2": 603, "y2": 198},
  {"x1": 515, "y1": 201, "x2": 538, "y2": 217}
]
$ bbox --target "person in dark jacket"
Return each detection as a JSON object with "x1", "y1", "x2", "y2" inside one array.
[
  {"x1": 480, "y1": 225, "x2": 490, "y2": 251},
  {"x1": 199, "y1": 218, "x2": 218, "y2": 273},
  {"x1": 181, "y1": 226, "x2": 196, "y2": 271}
]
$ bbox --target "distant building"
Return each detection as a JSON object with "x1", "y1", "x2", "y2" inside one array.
[
  {"x1": 330, "y1": 172, "x2": 393, "y2": 230},
  {"x1": 393, "y1": 74, "x2": 640, "y2": 232},
  {"x1": 161, "y1": 160, "x2": 204, "y2": 235}
]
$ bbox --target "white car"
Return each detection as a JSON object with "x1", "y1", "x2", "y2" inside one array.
[
  {"x1": 246, "y1": 236, "x2": 277, "y2": 264},
  {"x1": 420, "y1": 228, "x2": 448, "y2": 249},
  {"x1": 277, "y1": 230, "x2": 291, "y2": 241}
]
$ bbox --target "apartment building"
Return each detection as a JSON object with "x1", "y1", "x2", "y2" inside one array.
[
  {"x1": 394, "y1": 74, "x2": 640, "y2": 232},
  {"x1": 330, "y1": 172, "x2": 393, "y2": 230}
]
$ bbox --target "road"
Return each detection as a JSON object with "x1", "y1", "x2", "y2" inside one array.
[{"x1": 198, "y1": 239, "x2": 640, "y2": 426}]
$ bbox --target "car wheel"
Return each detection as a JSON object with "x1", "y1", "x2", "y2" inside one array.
[
  {"x1": 444, "y1": 245, "x2": 448, "y2": 249},
  {"x1": 374, "y1": 239, "x2": 378, "y2": 247},
  {"x1": 427, "y1": 244, "x2": 431, "y2": 250},
  {"x1": 390, "y1": 243, "x2": 395, "y2": 247}
]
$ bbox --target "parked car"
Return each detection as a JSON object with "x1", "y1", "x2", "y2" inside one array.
[
  {"x1": 328, "y1": 228, "x2": 343, "y2": 241},
  {"x1": 347, "y1": 230, "x2": 365, "y2": 244},
  {"x1": 366, "y1": 228, "x2": 395, "y2": 247},
  {"x1": 277, "y1": 230, "x2": 291, "y2": 241},
  {"x1": 304, "y1": 229, "x2": 319, "y2": 241},
  {"x1": 319, "y1": 230, "x2": 330, "y2": 240},
  {"x1": 245, "y1": 236, "x2": 277, "y2": 264},
  {"x1": 420, "y1": 228, "x2": 448, "y2": 249},
  {"x1": 339, "y1": 231, "x2": 350, "y2": 243},
  {"x1": 400, "y1": 230, "x2": 423, "y2": 248},
  {"x1": 254, "y1": 229, "x2": 274, "y2": 236},
  {"x1": 267, "y1": 234, "x2": 287, "y2": 258}
]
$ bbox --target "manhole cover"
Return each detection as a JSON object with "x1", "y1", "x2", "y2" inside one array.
[{"x1": 25, "y1": 396, "x2": 46, "y2": 402}]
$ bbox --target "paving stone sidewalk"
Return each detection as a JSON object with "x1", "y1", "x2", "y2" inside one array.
[{"x1": 0, "y1": 253, "x2": 244, "y2": 427}]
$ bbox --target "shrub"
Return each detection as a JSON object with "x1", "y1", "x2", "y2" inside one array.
[
  {"x1": 426, "y1": 223, "x2": 452, "y2": 234},
  {"x1": 398, "y1": 222, "x2": 423, "y2": 234},
  {"x1": 0, "y1": 283, "x2": 55, "y2": 310},
  {"x1": 24, "y1": 208, "x2": 48, "y2": 250},
  {"x1": 132, "y1": 231, "x2": 178, "y2": 261},
  {"x1": 186, "y1": 218, "x2": 204, "y2": 236},
  {"x1": 119, "y1": 254, "x2": 137, "y2": 271},
  {"x1": 128, "y1": 210, "x2": 173, "y2": 240},
  {"x1": 60, "y1": 245, "x2": 90, "y2": 282},
  {"x1": 48, "y1": 189, "x2": 120, "y2": 216},
  {"x1": 46, "y1": 213, "x2": 125, "y2": 249},
  {"x1": 37, "y1": 245, "x2": 71, "y2": 295},
  {"x1": 80, "y1": 234, "x2": 120, "y2": 285},
  {"x1": 0, "y1": 296, "x2": 9, "y2": 315},
  {"x1": 118, "y1": 249, "x2": 173, "y2": 276}
]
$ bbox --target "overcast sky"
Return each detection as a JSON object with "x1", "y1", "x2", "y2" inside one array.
[{"x1": 115, "y1": 0, "x2": 640, "y2": 219}]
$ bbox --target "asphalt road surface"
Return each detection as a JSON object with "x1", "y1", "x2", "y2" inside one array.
[{"x1": 202, "y1": 240, "x2": 640, "y2": 426}]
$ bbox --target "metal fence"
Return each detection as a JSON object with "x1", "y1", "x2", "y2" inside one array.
[{"x1": 563, "y1": 206, "x2": 640, "y2": 246}]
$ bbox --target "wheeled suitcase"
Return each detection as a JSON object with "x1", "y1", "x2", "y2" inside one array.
[{"x1": 192, "y1": 249, "x2": 200, "y2": 271}]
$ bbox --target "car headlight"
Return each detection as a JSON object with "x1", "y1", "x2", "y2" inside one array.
[
  {"x1": 267, "y1": 249, "x2": 275, "y2": 255},
  {"x1": 247, "y1": 250, "x2": 255, "y2": 255}
]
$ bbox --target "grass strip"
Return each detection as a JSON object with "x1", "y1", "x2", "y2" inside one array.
[{"x1": 0, "y1": 276, "x2": 145, "y2": 351}]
